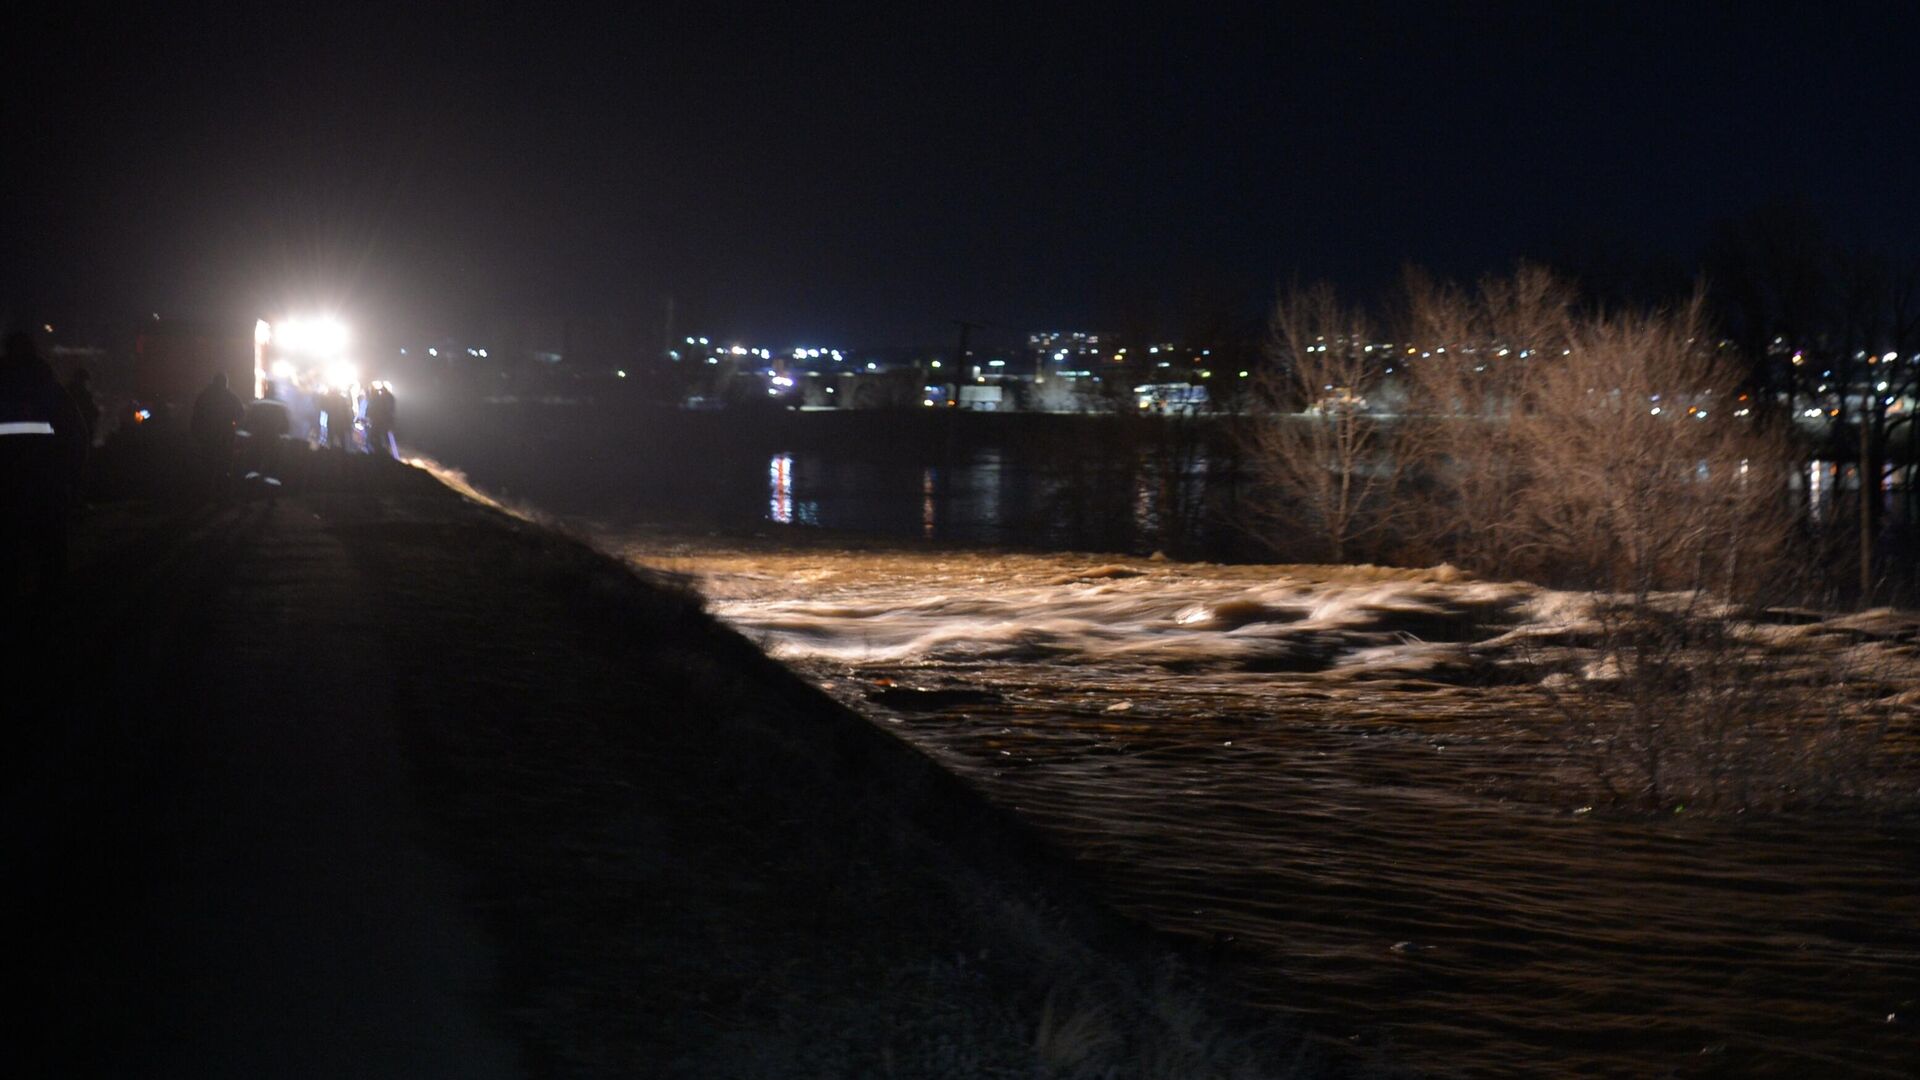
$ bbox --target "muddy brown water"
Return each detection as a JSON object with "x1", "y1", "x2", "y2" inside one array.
[{"x1": 598, "y1": 539, "x2": 1920, "y2": 1080}]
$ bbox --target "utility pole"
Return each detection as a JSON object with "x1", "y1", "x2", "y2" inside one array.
[
  {"x1": 944, "y1": 318, "x2": 983, "y2": 478},
  {"x1": 953, "y1": 319, "x2": 981, "y2": 378},
  {"x1": 661, "y1": 295, "x2": 676, "y2": 363}
]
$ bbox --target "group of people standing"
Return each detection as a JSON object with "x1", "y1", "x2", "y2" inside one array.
[
  {"x1": 189, "y1": 373, "x2": 401, "y2": 494},
  {"x1": 4, "y1": 329, "x2": 409, "y2": 596}
]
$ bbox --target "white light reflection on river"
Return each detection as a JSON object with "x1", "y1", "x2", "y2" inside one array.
[
  {"x1": 921, "y1": 467, "x2": 936, "y2": 538},
  {"x1": 768, "y1": 453, "x2": 792, "y2": 524}
]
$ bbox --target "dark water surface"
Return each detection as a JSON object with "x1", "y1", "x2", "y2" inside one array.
[
  {"x1": 408, "y1": 403, "x2": 1256, "y2": 558},
  {"x1": 609, "y1": 544, "x2": 1920, "y2": 1080},
  {"x1": 411, "y1": 408, "x2": 1920, "y2": 1079}
]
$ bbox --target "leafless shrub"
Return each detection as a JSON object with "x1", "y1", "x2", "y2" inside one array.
[
  {"x1": 1504, "y1": 293, "x2": 1799, "y2": 597},
  {"x1": 1395, "y1": 269, "x2": 1800, "y2": 597},
  {"x1": 1248, "y1": 284, "x2": 1403, "y2": 562},
  {"x1": 1251, "y1": 267, "x2": 1803, "y2": 596},
  {"x1": 1525, "y1": 598, "x2": 1911, "y2": 813},
  {"x1": 1395, "y1": 265, "x2": 1576, "y2": 576}
]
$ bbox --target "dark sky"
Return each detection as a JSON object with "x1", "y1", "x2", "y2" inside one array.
[{"x1": 6, "y1": 3, "x2": 1918, "y2": 346}]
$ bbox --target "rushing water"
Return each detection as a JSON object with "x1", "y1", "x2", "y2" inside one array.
[
  {"x1": 597, "y1": 537, "x2": 1920, "y2": 1080},
  {"x1": 411, "y1": 426, "x2": 1920, "y2": 1079}
]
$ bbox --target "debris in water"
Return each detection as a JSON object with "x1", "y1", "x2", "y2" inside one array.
[
  {"x1": 868, "y1": 686, "x2": 1004, "y2": 712},
  {"x1": 1104, "y1": 701, "x2": 1134, "y2": 713}
]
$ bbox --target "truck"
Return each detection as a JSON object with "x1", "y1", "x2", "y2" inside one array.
[{"x1": 130, "y1": 319, "x2": 258, "y2": 418}]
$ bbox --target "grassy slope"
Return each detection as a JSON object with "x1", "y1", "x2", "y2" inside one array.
[
  {"x1": 14, "y1": 436, "x2": 1346, "y2": 1078},
  {"x1": 324, "y1": 470, "x2": 1327, "y2": 1077}
]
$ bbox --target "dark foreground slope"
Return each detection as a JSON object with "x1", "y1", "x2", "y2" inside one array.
[{"x1": 10, "y1": 447, "x2": 1341, "y2": 1079}]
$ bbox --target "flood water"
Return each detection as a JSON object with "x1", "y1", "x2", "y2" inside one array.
[
  {"x1": 412, "y1": 415, "x2": 1920, "y2": 1079},
  {"x1": 587, "y1": 539, "x2": 1920, "y2": 1080}
]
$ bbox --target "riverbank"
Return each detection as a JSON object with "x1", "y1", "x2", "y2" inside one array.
[{"x1": 10, "y1": 443, "x2": 1333, "y2": 1078}]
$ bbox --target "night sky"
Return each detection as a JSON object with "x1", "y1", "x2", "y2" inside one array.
[{"x1": 7, "y1": 3, "x2": 1918, "y2": 346}]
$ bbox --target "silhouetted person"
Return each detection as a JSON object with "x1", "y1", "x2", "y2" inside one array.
[
  {"x1": 190, "y1": 372, "x2": 244, "y2": 496},
  {"x1": 367, "y1": 383, "x2": 397, "y2": 459},
  {"x1": 320, "y1": 387, "x2": 353, "y2": 451},
  {"x1": 242, "y1": 379, "x2": 292, "y2": 480},
  {"x1": 65, "y1": 367, "x2": 100, "y2": 444},
  {"x1": 1, "y1": 332, "x2": 87, "y2": 594}
]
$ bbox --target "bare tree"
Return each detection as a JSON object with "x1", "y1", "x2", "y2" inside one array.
[
  {"x1": 1397, "y1": 265, "x2": 1577, "y2": 576},
  {"x1": 1505, "y1": 292, "x2": 1798, "y2": 596},
  {"x1": 1248, "y1": 284, "x2": 1398, "y2": 562}
]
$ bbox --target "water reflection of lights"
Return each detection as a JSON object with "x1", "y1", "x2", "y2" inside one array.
[
  {"x1": 1132, "y1": 471, "x2": 1159, "y2": 537},
  {"x1": 769, "y1": 453, "x2": 794, "y2": 524},
  {"x1": 921, "y1": 467, "x2": 937, "y2": 538}
]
